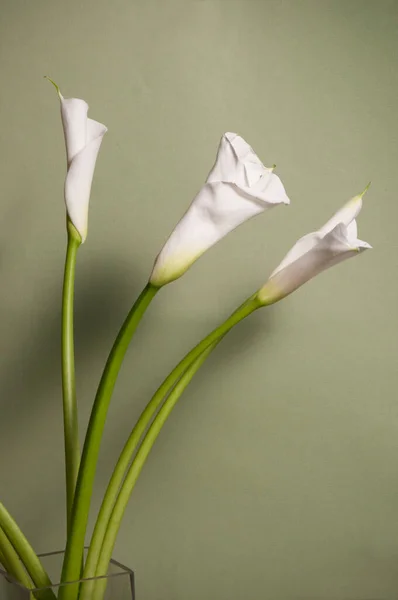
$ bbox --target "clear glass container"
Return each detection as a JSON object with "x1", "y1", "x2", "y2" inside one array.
[{"x1": 0, "y1": 548, "x2": 135, "y2": 599}]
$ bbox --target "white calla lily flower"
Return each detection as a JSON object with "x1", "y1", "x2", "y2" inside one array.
[
  {"x1": 47, "y1": 77, "x2": 107, "y2": 242},
  {"x1": 257, "y1": 185, "x2": 372, "y2": 304},
  {"x1": 150, "y1": 132, "x2": 290, "y2": 287}
]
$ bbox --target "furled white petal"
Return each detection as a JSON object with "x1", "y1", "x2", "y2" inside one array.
[
  {"x1": 345, "y1": 219, "x2": 372, "y2": 251},
  {"x1": 64, "y1": 121, "x2": 107, "y2": 242},
  {"x1": 60, "y1": 99, "x2": 89, "y2": 165},
  {"x1": 150, "y1": 133, "x2": 290, "y2": 287},
  {"x1": 356, "y1": 238, "x2": 372, "y2": 250},
  {"x1": 270, "y1": 232, "x2": 322, "y2": 277},
  {"x1": 48, "y1": 79, "x2": 107, "y2": 242},
  {"x1": 207, "y1": 132, "x2": 264, "y2": 186},
  {"x1": 259, "y1": 225, "x2": 359, "y2": 303},
  {"x1": 318, "y1": 183, "x2": 370, "y2": 236},
  {"x1": 239, "y1": 171, "x2": 291, "y2": 206},
  {"x1": 87, "y1": 118, "x2": 106, "y2": 143},
  {"x1": 151, "y1": 182, "x2": 263, "y2": 285},
  {"x1": 346, "y1": 218, "x2": 358, "y2": 240},
  {"x1": 257, "y1": 191, "x2": 371, "y2": 305}
]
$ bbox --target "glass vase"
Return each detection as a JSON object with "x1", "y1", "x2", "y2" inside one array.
[{"x1": 0, "y1": 548, "x2": 135, "y2": 599}]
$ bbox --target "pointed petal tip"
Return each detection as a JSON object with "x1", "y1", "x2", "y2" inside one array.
[
  {"x1": 359, "y1": 181, "x2": 371, "y2": 198},
  {"x1": 44, "y1": 75, "x2": 64, "y2": 100},
  {"x1": 223, "y1": 132, "x2": 238, "y2": 143},
  {"x1": 283, "y1": 194, "x2": 291, "y2": 205},
  {"x1": 353, "y1": 240, "x2": 372, "y2": 252}
]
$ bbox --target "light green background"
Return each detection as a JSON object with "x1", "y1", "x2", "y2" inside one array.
[{"x1": 0, "y1": 1, "x2": 397, "y2": 598}]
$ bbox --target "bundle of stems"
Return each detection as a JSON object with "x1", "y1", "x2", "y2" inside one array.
[{"x1": 0, "y1": 222, "x2": 265, "y2": 600}]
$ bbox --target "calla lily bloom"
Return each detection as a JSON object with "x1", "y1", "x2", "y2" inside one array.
[
  {"x1": 257, "y1": 186, "x2": 372, "y2": 304},
  {"x1": 47, "y1": 77, "x2": 107, "y2": 242},
  {"x1": 150, "y1": 132, "x2": 290, "y2": 287}
]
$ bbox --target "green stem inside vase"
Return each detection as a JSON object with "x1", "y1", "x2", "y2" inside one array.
[
  {"x1": 0, "y1": 524, "x2": 33, "y2": 589},
  {"x1": 0, "y1": 503, "x2": 55, "y2": 600}
]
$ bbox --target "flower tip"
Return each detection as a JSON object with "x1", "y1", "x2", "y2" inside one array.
[
  {"x1": 269, "y1": 163, "x2": 277, "y2": 172},
  {"x1": 44, "y1": 75, "x2": 64, "y2": 100},
  {"x1": 359, "y1": 181, "x2": 371, "y2": 198},
  {"x1": 352, "y1": 239, "x2": 372, "y2": 253},
  {"x1": 224, "y1": 132, "x2": 237, "y2": 142}
]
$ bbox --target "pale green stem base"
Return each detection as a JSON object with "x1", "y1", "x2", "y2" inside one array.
[
  {"x1": 0, "y1": 524, "x2": 32, "y2": 589},
  {"x1": 0, "y1": 503, "x2": 55, "y2": 600},
  {"x1": 59, "y1": 283, "x2": 158, "y2": 600}
]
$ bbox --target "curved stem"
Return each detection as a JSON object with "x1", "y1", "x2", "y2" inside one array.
[
  {"x1": 0, "y1": 525, "x2": 32, "y2": 589},
  {"x1": 85, "y1": 294, "x2": 259, "y2": 584},
  {"x1": 62, "y1": 220, "x2": 81, "y2": 533},
  {"x1": 94, "y1": 340, "x2": 221, "y2": 600},
  {"x1": 0, "y1": 504, "x2": 55, "y2": 600},
  {"x1": 81, "y1": 293, "x2": 260, "y2": 600},
  {"x1": 59, "y1": 282, "x2": 159, "y2": 600},
  {"x1": 81, "y1": 294, "x2": 260, "y2": 592}
]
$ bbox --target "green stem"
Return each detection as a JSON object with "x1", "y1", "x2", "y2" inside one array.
[
  {"x1": 62, "y1": 220, "x2": 81, "y2": 533},
  {"x1": 94, "y1": 340, "x2": 221, "y2": 600},
  {"x1": 0, "y1": 525, "x2": 32, "y2": 588},
  {"x1": 59, "y1": 282, "x2": 159, "y2": 600},
  {"x1": 0, "y1": 542, "x2": 7, "y2": 569},
  {"x1": 0, "y1": 504, "x2": 56, "y2": 600},
  {"x1": 80, "y1": 293, "x2": 260, "y2": 599}
]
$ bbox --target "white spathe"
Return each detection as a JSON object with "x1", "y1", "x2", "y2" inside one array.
[
  {"x1": 150, "y1": 132, "x2": 290, "y2": 287},
  {"x1": 257, "y1": 187, "x2": 372, "y2": 304},
  {"x1": 50, "y1": 80, "x2": 107, "y2": 242}
]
